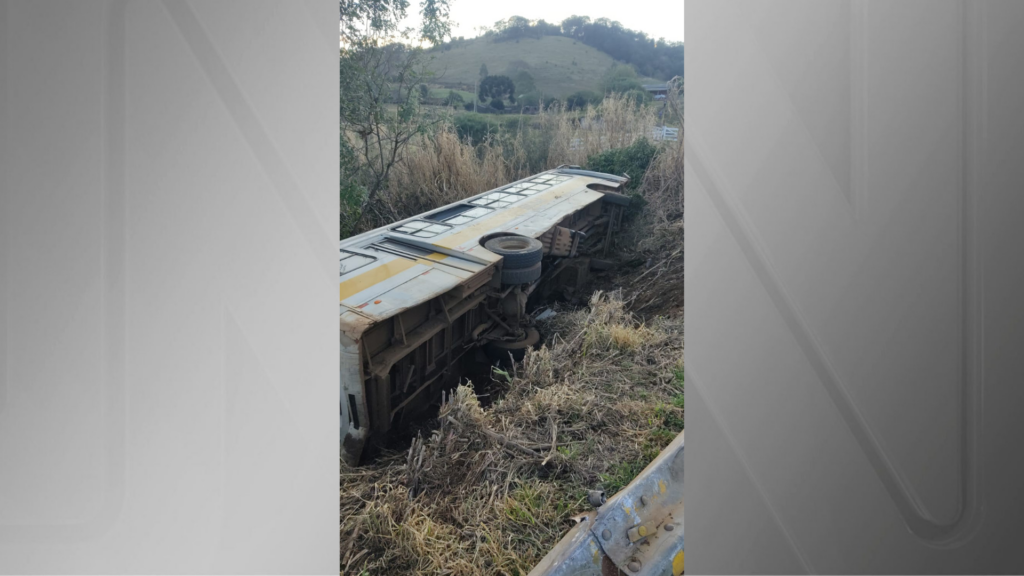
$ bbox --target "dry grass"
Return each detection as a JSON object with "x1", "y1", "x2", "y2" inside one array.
[
  {"x1": 340, "y1": 292, "x2": 684, "y2": 575},
  {"x1": 594, "y1": 127, "x2": 685, "y2": 319},
  {"x1": 361, "y1": 93, "x2": 661, "y2": 230},
  {"x1": 370, "y1": 128, "x2": 515, "y2": 222},
  {"x1": 540, "y1": 93, "x2": 659, "y2": 169},
  {"x1": 637, "y1": 138, "x2": 684, "y2": 228}
]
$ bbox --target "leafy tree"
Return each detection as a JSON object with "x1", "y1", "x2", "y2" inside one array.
[
  {"x1": 493, "y1": 15, "x2": 537, "y2": 41},
  {"x1": 566, "y1": 18, "x2": 684, "y2": 79},
  {"x1": 517, "y1": 91, "x2": 541, "y2": 108},
  {"x1": 478, "y1": 75, "x2": 516, "y2": 106},
  {"x1": 340, "y1": 133, "x2": 365, "y2": 239},
  {"x1": 601, "y1": 64, "x2": 644, "y2": 94},
  {"x1": 565, "y1": 90, "x2": 602, "y2": 111},
  {"x1": 339, "y1": 0, "x2": 450, "y2": 46},
  {"x1": 443, "y1": 90, "x2": 465, "y2": 108},
  {"x1": 512, "y1": 70, "x2": 536, "y2": 96},
  {"x1": 416, "y1": 0, "x2": 452, "y2": 45},
  {"x1": 339, "y1": 0, "x2": 453, "y2": 229},
  {"x1": 533, "y1": 19, "x2": 560, "y2": 36},
  {"x1": 479, "y1": 63, "x2": 488, "y2": 78},
  {"x1": 560, "y1": 15, "x2": 591, "y2": 39},
  {"x1": 418, "y1": 83, "x2": 429, "y2": 99}
]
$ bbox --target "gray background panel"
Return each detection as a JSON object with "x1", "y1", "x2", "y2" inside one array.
[
  {"x1": 0, "y1": 1, "x2": 338, "y2": 573},
  {"x1": 687, "y1": 1, "x2": 1024, "y2": 573}
]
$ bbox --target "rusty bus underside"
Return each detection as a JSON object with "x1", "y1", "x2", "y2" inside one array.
[{"x1": 341, "y1": 169, "x2": 632, "y2": 465}]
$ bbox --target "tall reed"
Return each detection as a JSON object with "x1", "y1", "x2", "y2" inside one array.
[{"x1": 358, "y1": 93, "x2": 662, "y2": 230}]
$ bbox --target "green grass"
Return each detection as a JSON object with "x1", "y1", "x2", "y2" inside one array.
[
  {"x1": 425, "y1": 36, "x2": 657, "y2": 99},
  {"x1": 671, "y1": 366, "x2": 685, "y2": 408},
  {"x1": 598, "y1": 428, "x2": 675, "y2": 494},
  {"x1": 599, "y1": 410, "x2": 683, "y2": 495},
  {"x1": 600, "y1": 458, "x2": 650, "y2": 495},
  {"x1": 598, "y1": 369, "x2": 684, "y2": 494},
  {"x1": 428, "y1": 87, "x2": 475, "y2": 102}
]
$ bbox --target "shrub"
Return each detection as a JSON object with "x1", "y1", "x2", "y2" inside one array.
[
  {"x1": 585, "y1": 137, "x2": 659, "y2": 193},
  {"x1": 512, "y1": 70, "x2": 537, "y2": 95},
  {"x1": 623, "y1": 88, "x2": 653, "y2": 106},
  {"x1": 518, "y1": 91, "x2": 541, "y2": 108},
  {"x1": 565, "y1": 90, "x2": 602, "y2": 111},
  {"x1": 453, "y1": 113, "x2": 496, "y2": 143},
  {"x1": 443, "y1": 90, "x2": 465, "y2": 108},
  {"x1": 339, "y1": 134, "x2": 366, "y2": 238},
  {"x1": 478, "y1": 75, "x2": 516, "y2": 105},
  {"x1": 601, "y1": 64, "x2": 644, "y2": 94}
]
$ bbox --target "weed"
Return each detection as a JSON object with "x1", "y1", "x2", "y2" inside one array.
[{"x1": 600, "y1": 459, "x2": 649, "y2": 495}]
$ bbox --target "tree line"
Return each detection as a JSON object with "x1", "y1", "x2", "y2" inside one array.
[{"x1": 448, "y1": 15, "x2": 684, "y2": 81}]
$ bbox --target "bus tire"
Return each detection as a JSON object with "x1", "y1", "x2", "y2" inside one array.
[
  {"x1": 501, "y1": 262, "x2": 542, "y2": 285},
  {"x1": 485, "y1": 235, "x2": 543, "y2": 269}
]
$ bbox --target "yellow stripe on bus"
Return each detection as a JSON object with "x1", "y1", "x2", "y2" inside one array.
[{"x1": 339, "y1": 253, "x2": 449, "y2": 302}]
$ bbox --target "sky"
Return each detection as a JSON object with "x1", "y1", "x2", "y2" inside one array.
[{"x1": 401, "y1": 0, "x2": 684, "y2": 44}]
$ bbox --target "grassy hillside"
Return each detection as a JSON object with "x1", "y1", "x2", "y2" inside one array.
[{"x1": 424, "y1": 35, "x2": 655, "y2": 99}]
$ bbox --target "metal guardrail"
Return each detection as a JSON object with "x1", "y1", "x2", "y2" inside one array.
[{"x1": 528, "y1": 432, "x2": 684, "y2": 576}]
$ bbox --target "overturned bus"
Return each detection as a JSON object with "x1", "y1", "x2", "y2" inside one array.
[{"x1": 340, "y1": 167, "x2": 632, "y2": 465}]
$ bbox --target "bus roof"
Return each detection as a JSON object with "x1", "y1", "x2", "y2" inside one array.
[{"x1": 339, "y1": 169, "x2": 622, "y2": 334}]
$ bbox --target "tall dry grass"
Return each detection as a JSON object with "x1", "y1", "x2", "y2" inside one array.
[
  {"x1": 371, "y1": 128, "x2": 516, "y2": 223},
  {"x1": 638, "y1": 138, "x2": 684, "y2": 227},
  {"x1": 619, "y1": 134, "x2": 685, "y2": 315},
  {"x1": 541, "y1": 93, "x2": 659, "y2": 169},
  {"x1": 360, "y1": 93, "x2": 663, "y2": 230}
]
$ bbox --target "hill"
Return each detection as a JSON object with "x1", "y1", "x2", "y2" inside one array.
[{"x1": 424, "y1": 35, "x2": 656, "y2": 99}]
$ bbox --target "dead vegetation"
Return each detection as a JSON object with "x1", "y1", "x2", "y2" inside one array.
[
  {"x1": 358, "y1": 92, "x2": 661, "y2": 231},
  {"x1": 608, "y1": 139, "x2": 685, "y2": 317},
  {"x1": 340, "y1": 293, "x2": 684, "y2": 575}
]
